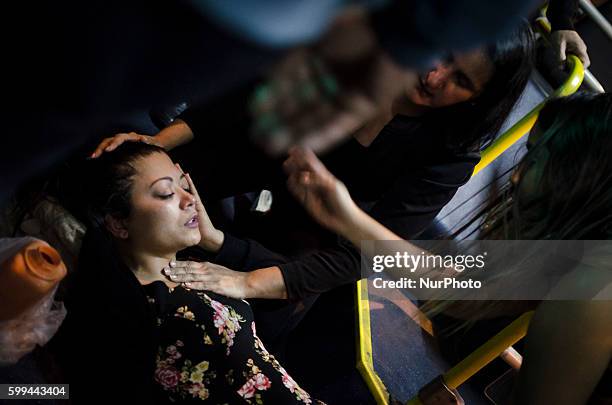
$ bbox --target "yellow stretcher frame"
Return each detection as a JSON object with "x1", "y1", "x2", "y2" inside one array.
[{"x1": 355, "y1": 55, "x2": 584, "y2": 405}]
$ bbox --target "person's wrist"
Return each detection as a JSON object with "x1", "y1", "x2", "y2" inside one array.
[
  {"x1": 243, "y1": 272, "x2": 257, "y2": 299},
  {"x1": 199, "y1": 229, "x2": 225, "y2": 253},
  {"x1": 244, "y1": 267, "x2": 287, "y2": 299},
  {"x1": 155, "y1": 120, "x2": 194, "y2": 151},
  {"x1": 342, "y1": 205, "x2": 371, "y2": 243},
  {"x1": 337, "y1": 199, "x2": 364, "y2": 238},
  {"x1": 152, "y1": 132, "x2": 173, "y2": 150}
]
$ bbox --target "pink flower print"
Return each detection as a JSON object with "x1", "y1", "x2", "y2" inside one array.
[
  {"x1": 212, "y1": 302, "x2": 231, "y2": 334},
  {"x1": 237, "y1": 378, "x2": 256, "y2": 399},
  {"x1": 237, "y1": 373, "x2": 271, "y2": 399},
  {"x1": 251, "y1": 321, "x2": 257, "y2": 336},
  {"x1": 209, "y1": 299, "x2": 242, "y2": 354},
  {"x1": 213, "y1": 311, "x2": 227, "y2": 331},
  {"x1": 281, "y1": 369, "x2": 312, "y2": 404},
  {"x1": 155, "y1": 365, "x2": 180, "y2": 390},
  {"x1": 166, "y1": 345, "x2": 182, "y2": 361},
  {"x1": 282, "y1": 374, "x2": 297, "y2": 392},
  {"x1": 253, "y1": 373, "x2": 272, "y2": 391},
  {"x1": 210, "y1": 299, "x2": 226, "y2": 315}
]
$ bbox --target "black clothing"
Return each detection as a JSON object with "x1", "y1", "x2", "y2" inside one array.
[
  {"x1": 4, "y1": 0, "x2": 543, "y2": 203},
  {"x1": 55, "y1": 229, "x2": 160, "y2": 404},
  {"x1": 276, "y1": 116, "x2": 479, "y2": 300},
  {"x1": 143, "y1": 281, "x2": 320, "y2": 404},
  {"x1": 186, "y1": 234, "x2": 320, "y2": 355},
  {"x1": 548, "y1": 0, "x2": 579, "y2": 30},
  {"x1": 177, "y1": 91, "x2": 479, "y2": 301},
  {"x1": 56, "y1": 229, "x2": 316, "y2": 404}
]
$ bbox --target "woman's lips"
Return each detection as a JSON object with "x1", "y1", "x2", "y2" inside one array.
[{"x1": 185, "y1": 215, "x2": 199, "y2": 228}]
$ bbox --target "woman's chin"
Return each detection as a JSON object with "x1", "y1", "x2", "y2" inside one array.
[
  {"x1": 174, "y1": 229, "x2": 202, "y2": 249},
  {"x1": 189, "y1": 229, "x2": 202, "y2": 246}
]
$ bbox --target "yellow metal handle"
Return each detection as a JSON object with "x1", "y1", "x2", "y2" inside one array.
[
  {"x1": 473, "y1": 54, "x2": 584, "y2": 175},
  {"x1": 406, "y1": 312, "x2": 534, "y2": 405},
  {"x1": 443, "y1": 312, "x2": 534, "y2": 389}
]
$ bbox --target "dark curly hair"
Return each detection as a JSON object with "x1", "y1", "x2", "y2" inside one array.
[{"x1": 84, "y1": 142, "x2": 166, "y2": 229}]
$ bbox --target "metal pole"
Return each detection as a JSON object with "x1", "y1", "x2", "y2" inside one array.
[
  {"x1": 578, "y1": 0, "x2": 612, "y2": 41},
  {"x1": 583, "y1": 69, "x2": 606, "y2": 93},
  {"x1": 500, "y1": 346, "x2": 523, "y2": 370}
]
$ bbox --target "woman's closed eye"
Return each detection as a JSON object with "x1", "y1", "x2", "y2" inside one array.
[
  {"x1": 151, "y1": 174, "x2": 191, "y2": 199},
  {"x1": 158, "y1": 192, "x2": 175, "y2": 199},
  {"x1": 158, "y1": 187, "x2": 191, "y2": 200},
  {"x1": 453, "y1": 71, "x2": 476, "y2": 92}
]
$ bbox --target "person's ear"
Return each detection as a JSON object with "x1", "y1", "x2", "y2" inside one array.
[{"x1": 104, "y1": 214, "x2": 129, "y2": 239}]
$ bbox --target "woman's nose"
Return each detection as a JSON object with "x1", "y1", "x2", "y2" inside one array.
[
  {"x1": 425, "y1": 64, "x2": 451, "y2": 89},
  {"x1": 179, "y1": 189, "x2": 196, "y2": 209}
]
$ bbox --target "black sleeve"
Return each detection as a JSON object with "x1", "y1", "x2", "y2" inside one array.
[
  {"x1": 181, "y1": 233, "x2": 288, "y2": 272},
  {"x1": 278, "y1": 238, "x2": 362, "y2": 302},
  {"x1": 181, "y1": 233, "x2": 361, "y2": 302},
  {"x1": 548, "y1": 0, "x2": 578, "y2": 30},
  {"x1": 278, "y1": 156, "x2": 478, "y2": 302},
  {"x1": 214, "y1": 233, "x2": 288, "y2": 270}
]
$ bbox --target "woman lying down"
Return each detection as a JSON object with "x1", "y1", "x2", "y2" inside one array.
[{"x1": 56, "y1": 143, "x2": 323, "y2": 404}]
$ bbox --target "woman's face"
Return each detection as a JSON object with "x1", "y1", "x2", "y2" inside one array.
[
  {"x1": 123, "y1": 152, "x2": 201, "y2": 254},
  {"x1": 407, "y1": 48, "x2": 494, "y2": 108}
]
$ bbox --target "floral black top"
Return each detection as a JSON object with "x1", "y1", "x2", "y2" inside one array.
[{"x1": 143, "y1": 281, "x2": 323, "y2": 404}]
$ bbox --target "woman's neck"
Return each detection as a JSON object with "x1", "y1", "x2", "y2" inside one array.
[
  {"x1": 353, "y1": 93, "x2": 430, "y2": 147},
  {"x1": 118, "y1": 243, "x2": 178, "y2": 286},
  {"x1": 391, "y1": 93, "x2": 430, "y2": 117}
]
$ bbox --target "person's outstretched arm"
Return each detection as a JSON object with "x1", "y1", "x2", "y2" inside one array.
[
  {"x1": 164, "y1": 146, "x2": 395, "y2": 301},
  {"x1": 89, "y1": 119, "x2": 194, "y2": 158},
  {"x1": 286, "y1": 146, "x2": 612, "y2": 403},
  {"x1": 167, "y1": 146, "x2": 471, "y2": 301}
]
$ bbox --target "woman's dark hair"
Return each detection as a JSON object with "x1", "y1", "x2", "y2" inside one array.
[
  {"x1": 509, "y1": 92, "x2": 612, "y2": 240},
  {"x1": 428, "y1": 22, "x2": 535, "y2": 152},
  {"x1": 84, "y1": 142, "x2": 166, "y2": 229},
  {"x1": 463, "y1": 92, "x2": 612, "y2": 241},
  {"x1": 424, "y1": 93, "x2": 612, "y2": 325},
  {"x1": 58, "y1": 142, "x2": 168, "y2": 401}
]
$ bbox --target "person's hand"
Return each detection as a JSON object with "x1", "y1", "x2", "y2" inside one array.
[
  {"x1": 283, "y1": 146, "x2": 360, "y2": 235},
  {"x1": 249, "y1": 9, "x2": 416, "y2": 156},
  {"x1": 90, "y1": 132, "x2": 162, "y2": 158},
  {"x1": 179, "y1": 165, "x2": 225, "y2": 253},
  {"x1": 163, "y1": 261, "x2": 250, "y2": 300},
  {"x1": 550, "y1": 30, "x2": 590, "y2": 68},
  {"x1": 249, "y1": 49, "x2": 376, "y2": 156}
]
